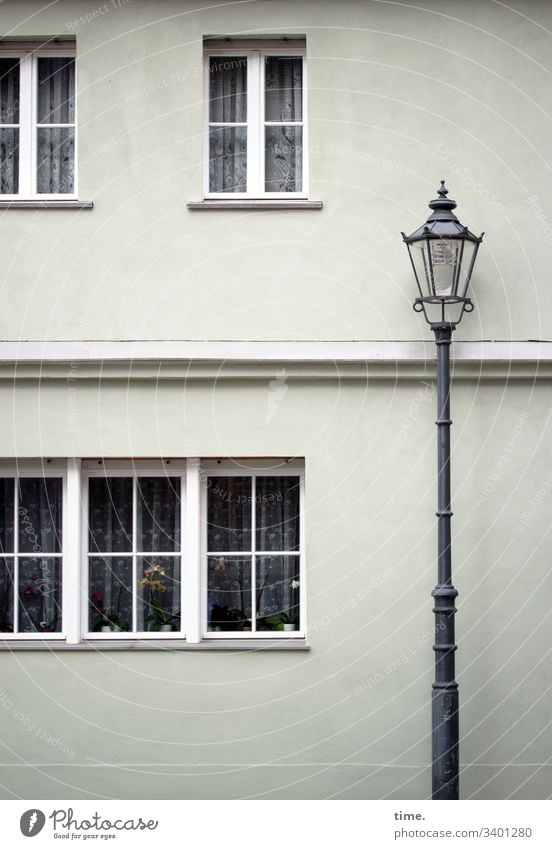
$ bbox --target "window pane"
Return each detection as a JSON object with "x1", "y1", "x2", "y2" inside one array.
[
  {"x1": 0, "y1": 479, "x2": 14, "y2": 554},
  {"x1": 207, "y1": 477, "x2": 252, "y2": 551},
  {"x1": 37, "y1": 127, "x2": 74, "y2": 193},
  {"x1": 0, "y1": 128, "x2": 18, "y2": 193},
  {"x1": 0, "y1": 558, "x2": 14, "y2": 633},
  {"x1": 207, "y1": 556, "x2": 252, "y2": 631},
  {"x1": 89, "y1": 478, "x2": 132, "y2": 553},
  {"x1": 137, "y1": 556, "x2": 181, "y2": 632},
  {"x1": 264, "y1": 56, "x2": 302, "y2": 122},
  {"x1": 18, "y1": 478, "x2": 62, "y2": 554},
  {"x1": 18, "y1": 557, "x2": 62, "y2": 633},
  {"x1": 265, "y1": 126, "x2": 302, "y2": 192},
  {"x1": 0, "y1": 58, "x2": 19, "y2": 124},
  {"x1": 37, "y1": 57, "x2": 75, "y2": 124},
  {"x1": 256, "y1": 555, "x2": 300, "y2": 631},
  {"x1": 256, "y1": 476, "x2": 300, "y2": 551},
  {"x1": 209, "y1": 55, "x2": 247, "y2": 123},
  {"x1": 209, "y1": 127, "x2": 247, "y2": 193},
  {"x1": 137, "y1": 477, "x2": 180, "y2": 552},
  {"x1": 88, "y1": 556, "x2": 132, "y2": 632}
]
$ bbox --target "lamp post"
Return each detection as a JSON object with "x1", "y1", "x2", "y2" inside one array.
[{"x1": 402, "y1": 182, "x2": 484, "y2": 800}]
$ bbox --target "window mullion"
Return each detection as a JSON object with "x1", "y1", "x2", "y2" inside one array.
[
  {"x1": 301, "y1": 55, "x2": 308, "y2": 198},
  {"x1": 299, "y1": 469, "x2": 306, "y2": 635},
  {"x1": 259, "y1": 52, "x2": 266, "y2": 195},
  {"x1": 18, "y1": 53, "x2": 33, "y2": 196},
  {"x1": 132, "y1": 477, "x2": 137, "y2": 633},
  {"x1": 185, "y1": 458, "x2": 201, "y2": 642},
  {"x1": 13, "y1": 477, "x2": 19, "y2": 633},
  {"x1": 63, "y1": 459, "x2": 81, "y2": 643},
  {"x1": 247, "y1": 52, "x2": 261, "y2": 196},
  {"x1": 82, "y1": 473, "x2": 90, "y2": 636},
  {"x1": 251, "y1": 475, "x2": 256, "y2": 632}
]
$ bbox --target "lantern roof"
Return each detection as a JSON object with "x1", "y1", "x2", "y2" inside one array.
[{"x1": 403, "y1": 181, "x2": 483, "y2": 244}]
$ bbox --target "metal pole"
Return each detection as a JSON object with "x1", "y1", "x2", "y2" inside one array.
[{"x1": 431, "y1": 322, "x2": 459, "y2": 800}]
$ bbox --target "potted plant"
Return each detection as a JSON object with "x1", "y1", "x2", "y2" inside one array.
[
  {"x1": 37, "y1": 615, "x2": 59, "y2": 633},
  {"x1": 0, "y1": 586, "x2": 12, "y2": 633},
  {"x1": 91, "y1": 589, "x2": 129, "y2": 633},
  {"x1": 140, "y1": 564, "x2": 179, "y2": 632},
  {"x1": 262, "y1": 579, "x2": 300, "y2": 631},
  {"x1": 264, "y1": 611, "x2": 298, "y2": 632},
  {"x1": 209, "y1": 605, "x2": 249, "y2": 631}
]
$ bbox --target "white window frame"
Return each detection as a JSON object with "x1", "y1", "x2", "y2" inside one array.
[
  {"x1": 81, "y1": 460, "x2": 187, "y2": 640},
  {"x1": 0, "y1": 42, "x2": 77, "y2": 199},
  {"x1": 0, "y1": 458, "x2": 305, "y2": 645},
  {"x1": 203, "y1": 41, "x2": 308, "y2": 200},
  {"x1": 200, "y1": 459, "x2": 306, "y2": 640},
  {"x1": 0, "y1": 459, "x2": 67, "y2": 640}
]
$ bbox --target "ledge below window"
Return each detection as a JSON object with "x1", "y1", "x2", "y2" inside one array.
[
  {"x1": 187, "y1": 200, "x2": 323, "y2": 210},
  {"x1": 0, "y1": 639, "x2": 310, "y2": 651},
  {"x1": 0, "y1": 200, "x2": 94, "y2": 209}
]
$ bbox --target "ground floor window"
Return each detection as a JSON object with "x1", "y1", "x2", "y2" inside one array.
[
  {"x1": 0, "y1": 458, "x2": 304, "y2": 644},
  {"x1": 205, "y1": 468, "x2": 301, "y2": 634},
  {"x1": 0, "y1": 467, "x2": 63, "y2": 636}
]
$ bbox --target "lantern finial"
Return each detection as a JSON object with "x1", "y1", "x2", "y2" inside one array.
[{"x1": 429, "y1": 181, "x2": 457, "y2": 213}]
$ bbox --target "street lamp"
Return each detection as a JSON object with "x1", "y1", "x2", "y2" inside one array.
[{"x1": 402, "y1": 182, "x2": 484, "y2": 800}]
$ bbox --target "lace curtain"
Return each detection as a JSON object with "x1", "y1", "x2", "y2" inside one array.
[
  {"x1": 0, "y1": 59, "x2": 19, "y2": 193},
  {"x1": 37, "y1": 57, "x2": 75, "y2": 194},
  {"x1": 88, "y1": 477, "x2": 181, "y2": 632},
  {"x1": 207, "y1": 475, "x2": 300, "y2": 630},
  {"x1": 0, "y1": 477, "x2": 63, "y2": 633},
  {"x1": 208, "y1": 53, "x2": 303, "y2": 193},
  {"x1": 264, "y1": 56, "x2": 303, "y2": 192},
  {"x1": 0, "y1": 56, "x2": 75, "y2": 194},
  {"x1": 209, "y1": 56, "x2": 247, "y2": 192}
]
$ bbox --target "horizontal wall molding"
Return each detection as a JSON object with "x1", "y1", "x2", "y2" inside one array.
[{"x1": 0, "y1": 340, "x2": 550, "y2": 381}]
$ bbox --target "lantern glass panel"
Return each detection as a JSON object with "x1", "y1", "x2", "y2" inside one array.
[
  {"x1": 429, "y1": 239, "x2": 459, "y2": 297},
  {"x1": 455, "y1": 239, "x2": 478, "y2": 298},
  {"x1": 408, "y1": 242, "x2": 432, "y2": 299}
]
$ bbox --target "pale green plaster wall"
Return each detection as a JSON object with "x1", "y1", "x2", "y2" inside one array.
[
  {"x1": 0, "y1": 374, "x2": 550, "y2": 799},
  {"x1": 1, "y1": 0, "x2": 551, "y2": 801},
  {"x1": 1, "y1": 0, "x2": 551, "y2": 340}
]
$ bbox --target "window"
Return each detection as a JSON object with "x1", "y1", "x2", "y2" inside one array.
[
  {"x1": 204, "y1": 463, "x2": 304, "y2": 636},
  {"x1": 0, "y1": 459, "x2": 305, "y2": 645},
  {"x1": 0, "y1": 44, "x2": 76, "y2": 197},
  {"x1": 84, "y1": 464, "x2": 185, "y2": 638},
  {"x1": 0, "y1": 464, "x2": 65, "y2": 638},
  {"x1": 204, "y1": 41, "x2": 307, "y2": 198}
]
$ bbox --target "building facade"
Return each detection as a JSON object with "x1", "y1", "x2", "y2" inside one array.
[{"x1": 0, "y1": 0, "x2": 551, "y2": 799}]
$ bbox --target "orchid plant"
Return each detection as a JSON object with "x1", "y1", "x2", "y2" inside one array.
[{"x1": 140, "y1": 564, "x2": 179, "y2": 630}]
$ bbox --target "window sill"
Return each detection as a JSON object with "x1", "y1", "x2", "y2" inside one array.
[
  {"x1": 187, "y1": 200, "x2": 323, "y2": 210},
  {"x1": 0, "y1": 639, "x2": 310, "y2": 651},
  {"x1": 0, "y1": 199, "x2": 94, "y2": 209}
]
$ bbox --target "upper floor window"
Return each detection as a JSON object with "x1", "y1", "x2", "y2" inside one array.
[
  {"x1": 0, "y1": 44, "x2": 76, "y2": 197},
  {"x1": 204, "y1": 41, "x2": 307, "y2": 198}
]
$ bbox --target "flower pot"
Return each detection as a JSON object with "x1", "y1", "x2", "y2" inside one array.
[
  {"x1": 159, "y1": 624, "x2": 172, "y2": 632},
  {"x1": 283, "y1": 623, "x2": 297, "y2": 631}
]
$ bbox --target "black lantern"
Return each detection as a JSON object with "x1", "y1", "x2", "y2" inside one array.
[{"x1": 402, "y1": 181, "x2": 484, "y2": 325}]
